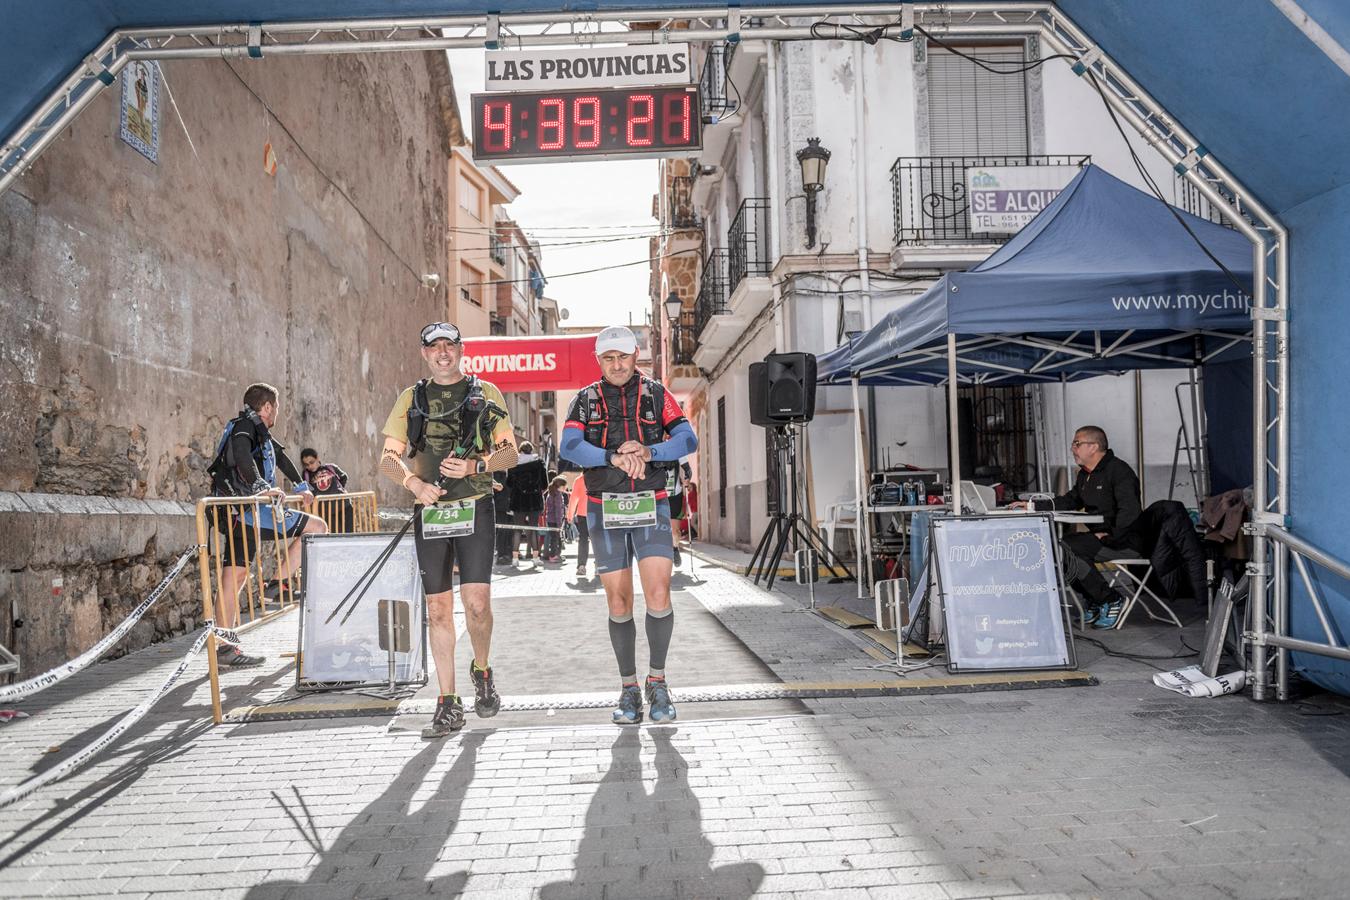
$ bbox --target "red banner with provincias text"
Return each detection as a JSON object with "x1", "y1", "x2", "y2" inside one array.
[{"x1": 460, "y1": 333, "x2": 603, "y2": 393}]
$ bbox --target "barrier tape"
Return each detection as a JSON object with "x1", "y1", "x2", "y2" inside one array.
[
  {"x1": 0, "y1": 546, "x2": 200, "y2": 704},
  {"x1": 0, "y1": 623, "x2": 218, "y2": 810}
]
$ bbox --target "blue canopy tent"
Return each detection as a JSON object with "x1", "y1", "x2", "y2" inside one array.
[
  {"x1": 819, "y1": 165, "x2": 1253, "y2": 387},
  {"x1": 819, "y1": 164, "x2": 1254, "y2": 596}
]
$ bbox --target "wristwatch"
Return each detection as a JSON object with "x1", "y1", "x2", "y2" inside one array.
[
  {"x1": 475, "y1": 458, "x2": 487, "y2": 474},
  {"x1": 605, "y1": 450, "x2": 615, "y2": 466}
]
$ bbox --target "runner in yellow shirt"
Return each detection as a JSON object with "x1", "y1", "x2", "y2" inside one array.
[{"x1": 379, "y1": 323, "x2": 517, "y2": 738}]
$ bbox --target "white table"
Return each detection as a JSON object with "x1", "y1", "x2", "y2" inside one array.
[{"x1": 979, "y1": 509, "x2": 1104, "y2": 526}]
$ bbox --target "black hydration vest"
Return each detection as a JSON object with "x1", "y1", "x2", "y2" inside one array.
[
  {"x1": 579, "y1": 376, "x2": 675, "y2": 496},
  {"x1": 405, "y1": 375, "x2": 489, "y2": 458},
  {"x1": 206, "y1": 406, "x2": 274, "y2": 497}
]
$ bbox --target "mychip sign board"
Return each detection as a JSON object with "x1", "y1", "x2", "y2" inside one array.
[
  {"x1": 298, "y1": 533, "x2": 427, "y2": 689},
  {"x1": 965, "y1": 165, "x2": 1080, "y2": 234},
  {"x1": 930, "y1": 514, "x2": 1075, "y2": 672}
]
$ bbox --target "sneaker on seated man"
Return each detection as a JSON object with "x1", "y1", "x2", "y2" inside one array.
[{"x1": 1011, "y1": 425, "x2": 1142, "y2": 628}]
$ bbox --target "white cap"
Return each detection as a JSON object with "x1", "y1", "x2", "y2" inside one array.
[{"x1": 594, "y1": 325, "x2": 638, "y2": 355}]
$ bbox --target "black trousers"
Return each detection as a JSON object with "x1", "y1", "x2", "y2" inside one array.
[
  {"x1": 575, "y1": 516, "x2": 590, "y2": 570},
  {"x1": 1060, "y1": 532, "x2": 1135, "y2": 606},
  {"x1": 494, "y1": 500, "x2": 513, "y2": 562},
  {"x1": 511, "y1": 508, "x2": 542, "y2": 558}
]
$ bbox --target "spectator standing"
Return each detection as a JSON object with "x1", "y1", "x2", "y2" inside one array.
[
  {"x1": 568, "y1": 476, "x2": 591, "y2": 579},
  {"x1": 507, "y1": 440, "x2": 549, "y2": 563},
  {"x1": 543, "y1": 476, "x2": 568, "y2": 562}
]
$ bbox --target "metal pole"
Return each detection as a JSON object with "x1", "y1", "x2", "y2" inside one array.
[
  {"x1": 852, "y1": 375, "x2": 870, "y2": 599},
  {"x1": 1135, "y1": 370, "x2": 1145, "y2": 503},
  {"x1": 1274, "y1": 234, "x2": 1291, "y2": 700},
  {"x1": 947, "y1": 333, "x2": 961, "y2": 515},
  {"x1": 195, "y1": 503, "x2": 223, "y2": 725},
  {"x1": 854, "y1": 40, "x2": 873, "y2": 329},
  {"x1": 1060, "y1": 373, "x2": 1070, "y2": 494},
  {"x1": 1190, "y1": 366, "x2": 1210, "y2": 499},
  {"x1": 766, "y1": 41, "x2": 786, "y2": 353},
  {"x1": 1249, "y1": 242, "x2": 1270, "y2": 700}
]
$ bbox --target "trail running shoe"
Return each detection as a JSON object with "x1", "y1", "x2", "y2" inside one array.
[
  {"x1": 1092, "y1": 598, "x2": 1125, "y2": 629},
  {"x1": 471, "y1": 663, "x2": 501, "y2": 718},
  {"x1": 645, "y1": 676, "x2": 677, "y2": 723},
  {"x1": 216, "y1": 645, "x2": 264, "y2": 668},
  {"x1": 612, "y1": 684, "x2": 644, "y2": 725},
  {"x1": 672, "y1": 546, "x2": 682, "y2": 567},
  {"x1": 422, "y1": 695, "x2": 466, "y2": 739}
]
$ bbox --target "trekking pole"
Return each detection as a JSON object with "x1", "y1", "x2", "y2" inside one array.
[{"x1": 325, "y1": 506, "x2": 417, "y2": 626}]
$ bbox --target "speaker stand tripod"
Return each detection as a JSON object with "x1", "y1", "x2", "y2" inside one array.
[{"x1": 748, "y1": 425, "x2": 853, "y2": 590}]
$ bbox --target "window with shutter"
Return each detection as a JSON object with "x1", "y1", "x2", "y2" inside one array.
[{"x1": 924, "y1": 45, "x2": 1030, "y2": 240}]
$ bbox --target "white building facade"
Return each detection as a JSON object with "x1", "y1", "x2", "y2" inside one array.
[{"x1": 657, "y1": 28, "x2": 1218, "y2": 552}]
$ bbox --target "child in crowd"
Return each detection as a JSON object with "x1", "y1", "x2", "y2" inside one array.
[{"x1": 543, "y1": 476, "x2": 568, "y2": 562}]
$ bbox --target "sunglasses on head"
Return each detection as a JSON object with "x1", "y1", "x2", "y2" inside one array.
[{"x1": 420, "y1": 322, "x2": 462, "y2": 345}]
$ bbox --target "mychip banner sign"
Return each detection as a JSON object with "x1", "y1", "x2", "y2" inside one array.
[
  {"x1": 965, "y1": 165, "x2": 1080, "y2": 234},
  {"x1": 485, "y1": 44, "x2": 693, "y2": 91},
  {"x1": 931, "y1": 514, "x2": 1075, "y2": 672},
  {"x1": 298, "y1": 534, "x2": 427, "y2": 689}
]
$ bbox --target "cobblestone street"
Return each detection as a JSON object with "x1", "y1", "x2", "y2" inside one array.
[{"x1": 2, "y1": 548, "x2": 1349, "y2": 899}]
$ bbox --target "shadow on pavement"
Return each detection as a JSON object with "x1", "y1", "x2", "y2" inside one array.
[
  {"x1": 539, "y1": 728, "x2": 764, "y2": 899},
  {"x1": 0, "y1": 666, "x2": 289, "y2": 868},
  {"x1": 245, "y1": 731, "x2": 485, "y2": 898}
]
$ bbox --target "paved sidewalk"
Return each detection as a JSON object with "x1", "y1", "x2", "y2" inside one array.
[{"x1": 2, "y1": 544, "x2": 1349, "y2": 898}]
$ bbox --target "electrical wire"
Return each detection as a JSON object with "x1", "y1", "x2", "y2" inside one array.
[
  {"x1": 899, "y1": 20, "x2": 1252, "y2": 297},
  {"x1": 1084, "y1": 70, "x2": 1252, "y2": 296},
  {"x1": 447, "y1": 231, "x2": 673, "y2": 253},
  {"x1": 913, "y1": 25, "x2": 1081, "y2": 73},
  {"x1": 463, "y1": 246, "x2": 703, "y2": 289},
  {"x1": 1073, "y1": 630, "x2": 1199, "y2": 663}
]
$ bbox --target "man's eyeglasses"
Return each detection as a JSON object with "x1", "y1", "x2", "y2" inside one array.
[
  {"x1": 1070, "y1": 440, "x2": 1099, "y2": 448},
  {"x1": 420, "y1": 322, "x2": 462, "y2": 346}
]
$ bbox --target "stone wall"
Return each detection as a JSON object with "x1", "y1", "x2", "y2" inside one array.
[{"x1": 0, "y1": 49, "x2": 459, "y2": 676}]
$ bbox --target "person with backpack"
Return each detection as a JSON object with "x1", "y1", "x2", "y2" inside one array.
[
  {"x1": 378, "y1": 323, "x2": 518, "y2": 738},
  {"x1": 560, "y1": 326, "x2": 698, "y2": 724},
  {"x1": 207, "y1": 382, "x2": 328, "y2": 667}
]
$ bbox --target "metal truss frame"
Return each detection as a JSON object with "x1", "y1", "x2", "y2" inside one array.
[
  {"x1": 0, "y1": 2, "x2": 1308, "y2": 699},
  {"x1": 847, "y1": 329, "x2": 1253, "y2": 387}
]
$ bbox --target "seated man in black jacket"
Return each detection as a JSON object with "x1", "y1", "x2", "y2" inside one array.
[{"x1": 1014, "y1": 425, "x2": 1143, "y2": 628}]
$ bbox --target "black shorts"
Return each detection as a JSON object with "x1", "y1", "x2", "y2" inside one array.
[
  {"x1": 413, "y1": 494, "x2": 497, "y2": 594},
  {"x1": 211, "y1": 506, "x2": 308, "y2": 566}
]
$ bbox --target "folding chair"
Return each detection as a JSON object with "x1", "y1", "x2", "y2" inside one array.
[{"x1": 1101, "y1": 558, "x2": 1184, "y2": 629}]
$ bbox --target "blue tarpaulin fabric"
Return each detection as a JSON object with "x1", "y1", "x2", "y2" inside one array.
[{"x1": 819, "y1": 165, "x2": 1253, "y2": 386}]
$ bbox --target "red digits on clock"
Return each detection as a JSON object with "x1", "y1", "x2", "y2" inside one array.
[
  {"x1": 573, "y1": 96, "x2": 600, "y2": 149},
  {"x1": 538, "y1": 98, "x2": 565, "y2": 150},
  {"x1": 483, "y1": 100, "x2": 512, "y2": 152},
  {"x1": 663, "y1": 92, "x2": 691, "y2": 145},
  {"x1": 626, "y1": 94, "x2": 654, "y2": 147}
]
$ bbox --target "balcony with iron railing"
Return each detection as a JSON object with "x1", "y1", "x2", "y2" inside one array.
[
  {"x1": 489, "y1": 233, "x2": 507, "y2": 267},
  {"x1": 693, "y1": 248, "x2": 730, "y2": 339},
  {"x1": 671, "y1": 309, "x2": 698, "y2": 366},
  {"x1": 728, "y1": 197, "x2": 770, "y2": 296},
  {"x1": 891, "y1": 154, "x2": 1090, "y2": 245}
]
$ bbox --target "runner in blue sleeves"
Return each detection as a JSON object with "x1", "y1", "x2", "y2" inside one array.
[{"x1": 560, "y1": 326, "x2": 698, "y2": 724}]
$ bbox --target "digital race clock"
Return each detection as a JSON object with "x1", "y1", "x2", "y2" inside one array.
[{"x1": 470, "y1": 86, "x2": 702, "y2": 164}]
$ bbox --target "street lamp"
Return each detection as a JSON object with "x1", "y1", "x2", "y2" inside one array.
[
  {"x1": 795, "y1": 137, "x2": 831, "y2": 249},
  {"x1": 664, "y1": 290, "x2": 684, "y2": 323},
  {"x1": 664, "y1": 289, "x2": 684, "y2": 369}
]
